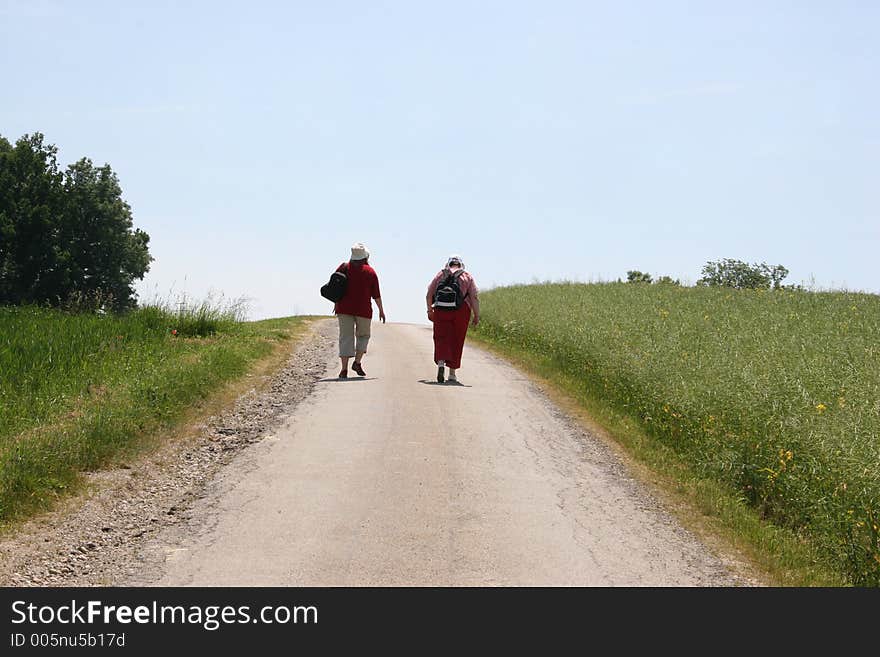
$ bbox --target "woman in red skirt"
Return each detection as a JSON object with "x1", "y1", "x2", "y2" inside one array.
[{"x1": 426, "y1": 255, "x2": 480, "y2": 383}]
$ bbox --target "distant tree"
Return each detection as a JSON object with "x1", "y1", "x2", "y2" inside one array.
[
  {"x1": 0, "y1": 133, "x2": 152, "y2": 310},
  {"x1": 626, "y1": 270, "x2": 653, "y2": 284},
  {"x1": 655, "y1": 275, "x2": 681, "y2": 286},
  {"x1": 764, "y1": 264, "x2": 790, "y2": 290},
  {"x1": 697, "y1": 259, "x2": 789, "y2": 290}
]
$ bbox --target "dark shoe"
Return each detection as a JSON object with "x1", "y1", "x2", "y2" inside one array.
[
  {"x1": 352, "y1": 362, "x2": 366, "y2": 377},
  {"x1": 338, "y1": 369, "x2": 348, "y2": 379},
  {"x1": 437, "y1": 366, "x2": 445, "y2": 383}
]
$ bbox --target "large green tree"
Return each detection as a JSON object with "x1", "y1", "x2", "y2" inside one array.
[
  {"x1": 0, "y1": 133, "x2": 64, "y2": 304},
  {"x1": 0, "y1": 133, "x2": 152, "y2": 310}
]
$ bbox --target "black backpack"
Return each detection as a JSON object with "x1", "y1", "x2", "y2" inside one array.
[
  {"x1": 433, "y1": 269, "x2": 467, "y2": 310},
  {"x1": 320, "y1": 263, "x2": 349, "y2": 302}
]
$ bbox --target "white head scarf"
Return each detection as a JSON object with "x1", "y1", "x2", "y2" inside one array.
[{"x1": 446, "y1": 254, "x2": 464, "y2": 270}]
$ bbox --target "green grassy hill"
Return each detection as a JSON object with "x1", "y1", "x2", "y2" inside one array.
[{"x1": 473, "y1": 282, "x2": 879, "y2": 586}]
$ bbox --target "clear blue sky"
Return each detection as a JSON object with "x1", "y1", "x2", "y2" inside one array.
[{"x1": 2, "y1": 1, "x2": 877, "y2": 323}]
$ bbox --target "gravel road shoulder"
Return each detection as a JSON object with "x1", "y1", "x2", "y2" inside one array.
[{"x1": 0, "y1": 319, "x2": 336, "y2": 586}]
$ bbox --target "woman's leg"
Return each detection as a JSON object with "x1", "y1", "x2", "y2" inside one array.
[
  {"x1": 432, "y1": 311, "x2": 456, "y2": 364},
  {"x1": 446, "y1": 304, "x2": 471, "y2": 370},
  {"x1": 432, "y1": 311, "x2": 456, "y2": 382},
  {"x1": 337, "y1": 314, "x2": 356, "y2": 376},
  {"x1": 352, "y1": 315, "x2": 372, "y2": 375}
]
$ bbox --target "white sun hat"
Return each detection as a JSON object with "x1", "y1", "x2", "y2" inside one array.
[{"x1": 350, "y1": 242, "x2": 370, "y2": 260}]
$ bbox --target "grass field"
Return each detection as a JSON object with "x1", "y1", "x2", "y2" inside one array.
[
  {"x1": 473, "y1": 282, "x2": 880, "y2": 586},
  {"x1": 0, "y1": 303, "x2": 308, "y2": 525}
]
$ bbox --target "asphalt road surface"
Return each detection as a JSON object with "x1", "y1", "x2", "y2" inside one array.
[{"x1": 152, "y1": 320, "x2": 745, "y2": 586}]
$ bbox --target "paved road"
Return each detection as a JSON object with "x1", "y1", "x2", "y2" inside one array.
[{"x1": 151, "y1": 321, "x2": 744, "y2": 586}]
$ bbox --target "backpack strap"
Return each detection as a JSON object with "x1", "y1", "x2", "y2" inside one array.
[{"x1": 449, "y1": 268, "x2": 469, "y2": 301}]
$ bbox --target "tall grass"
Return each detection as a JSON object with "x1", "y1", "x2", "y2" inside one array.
[
  {"x1": 474, "y1": 282, "x2": 880, "y2": 586},
  {"x1": 0, "y1": 301, "x2": 303, "y2": 524},
  {"x1": 144, "y1": 292, "x2": 249, "y2": 337}
]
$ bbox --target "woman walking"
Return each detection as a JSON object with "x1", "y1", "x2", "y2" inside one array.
[
  {"x1": 334, "y1": 242, "x2": 385, "y2": 379},
  {"x1": 426, "y1": 255, "x2": 480, "y2": 383}
]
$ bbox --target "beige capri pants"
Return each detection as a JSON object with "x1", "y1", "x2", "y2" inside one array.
[{"x1": 337, "y1": 314, "x2": 371, "y2": 357}]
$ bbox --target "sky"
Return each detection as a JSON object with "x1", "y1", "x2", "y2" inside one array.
[{"x1": 2, "y1": 1, "x2": 877, "y2": 323}]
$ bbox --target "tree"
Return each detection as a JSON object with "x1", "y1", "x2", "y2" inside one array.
[
  {"x1": 655, "y1": 275, "x2": 681, "y2": 286},
  {"x1": 60, "y1": 158, "x2": 152, "y2": 310},
  {"x1": 0, "y1": 133, "x2": 152, "y2": 310},
  {"x1": 697, "y1": 259, "x2": 789, "y2": 290},
  {"x1": 0, "y1": 133, "x2": 65, "y2": 305},
  {"x1": 626, "y1": 270, "x2": 653, "y2": 284}
]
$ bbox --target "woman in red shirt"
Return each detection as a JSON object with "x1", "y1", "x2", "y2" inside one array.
[
  {"x1": 426, "y1": 255, "x2": 480, "y2": 383},
  {"x1": 334, "y1": 242, "x2": 386, "y2": 378}
]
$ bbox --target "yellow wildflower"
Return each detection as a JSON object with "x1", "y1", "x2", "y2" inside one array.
[{"x1": 816, "y1": 403, "x2": 827, "y2": 414}]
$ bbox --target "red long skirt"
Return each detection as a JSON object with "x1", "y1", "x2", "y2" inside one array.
[{"x1": 432, "y1": 304, "x2": 471, "y2": 369}]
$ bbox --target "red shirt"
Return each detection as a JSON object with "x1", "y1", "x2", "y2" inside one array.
[{"x1": 334, "y1": 261, "x2": 381, "y2": 318}]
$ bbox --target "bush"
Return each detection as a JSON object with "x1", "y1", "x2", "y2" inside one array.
[
  {"x1": 697, "y1": 259, "x2": 789, "y2": 290},
  {"x1": 655, "y1": 276, "x2": 681, "y2": 286},
  {"x1": 626, "y1": 270, "x2": 653, "y2": 284}
]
